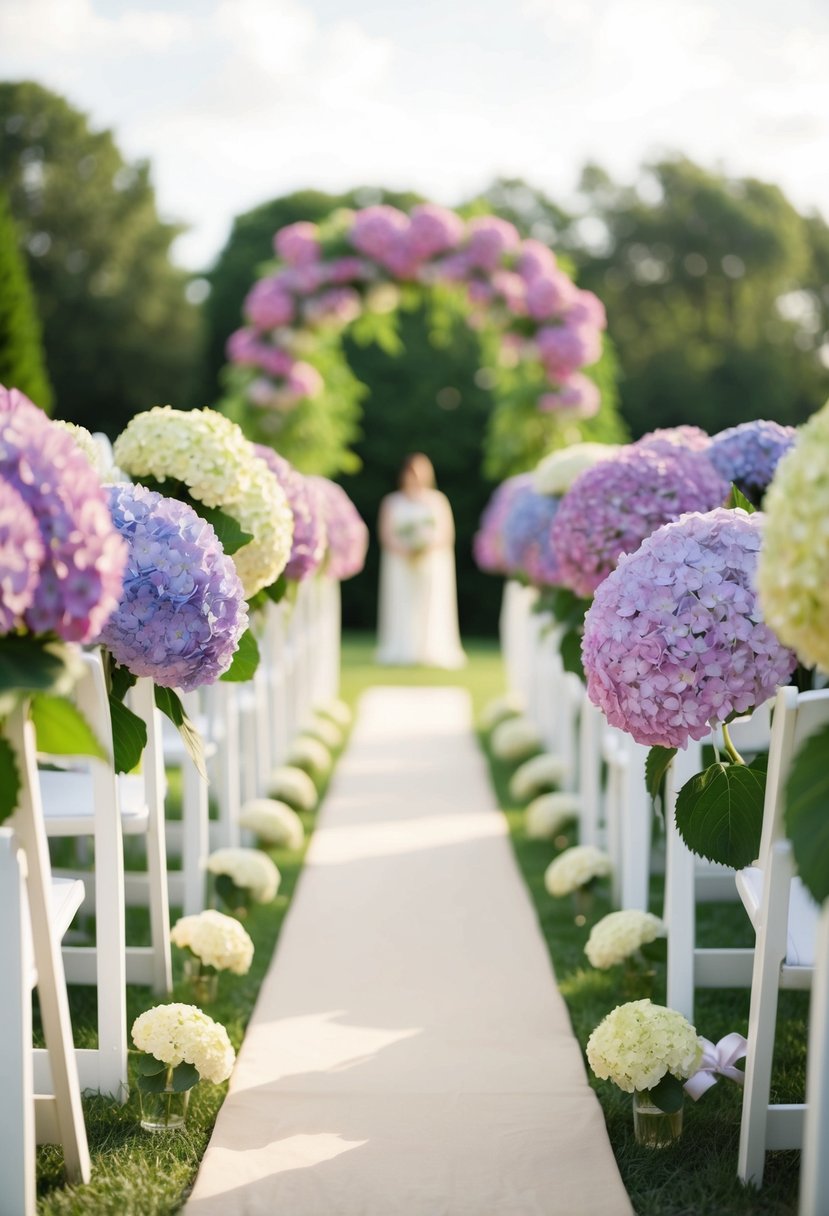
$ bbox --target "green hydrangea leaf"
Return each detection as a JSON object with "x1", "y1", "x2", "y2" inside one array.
[
  {"x1": 646, "y1": 746, "x2": 678, "y2": 803},
  {"x1": 219, "y1": 628, "x2": 260, "y2": 683},
  {"x1": 785, "y1": 721, "x2": 829, "y2": 904},
  {"x1": 675, "y1": 757, "x2": 767, "y2": 868},
  {"x1": 171, "y1": 1062, "x2": 200, "y2": 1092},
  {"x1": 648, "y1": 1073, "x2": 685, "y2": 1114},
  {"x1": 109, "y1": 694, "x2": 147, "y2": 774},
  {"x1": 154, "y1": 686, "x2": 207, "y2": 780},
  {"x1": 0, "y1": 735, "x2": 21, "y2": 823}
]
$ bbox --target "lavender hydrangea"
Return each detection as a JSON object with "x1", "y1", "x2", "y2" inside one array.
[
  {"x1": 501, "y1": 481, "x2": 562, "y2": 587},
  {"x1": 99, "y1": 484, "x2": 248, "y2": 691},
  {"x1": 636, "y1": 425, "x2": 711, "y2": 454},
  {"x1": 582, "y1": 509, "x2": 797, "y2": 749},
  {"x1": 254, "y1": 445, "x2": 326, "y2": 581},
  {"x1": 0, "y1": 477, "x2": 44, "y2": 634},
  {"x1": 551, "y1": 445, "x2": 728, "y2": 599},
  {"x1": 308, "y1": 477, "x2": 369, "y2": 581},
  {"x1": 708, "y1": 420, "x2": 796, "y2": 504},
  {"x1": 473, "y1": 474, "x2": 534, "y2": 575},
  {"x1": 0, "y1": 386, "x2": 126, "y2": 640}
]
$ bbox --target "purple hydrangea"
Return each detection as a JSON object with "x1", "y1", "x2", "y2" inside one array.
[
  {"x1": 0, "y1": 386, "x2": 126, "y2": 641},
  {"x1": 0, "y1": 476, "x2": 44, "y2": 634},
  {"x1": 244, "y1": 278, "x2": 295, "y2": 330},
  {"x1": 473, "y1": 474, "x2": 534, "y2": 574},
  {"x1": 349, "y1": 205, "x2": 410, "y2": 263},
  {"x1": 551, "y1": 445, "x2": 728, "y2": 599},
  {"x1": 501, "y1": 481, "x2": 562, "y2": 586},
  {"x1": 99, "y1": 484, "x2": 248, "y2": 691},
  {"x1": 464, "y1": 216, "x2": 521, "y2": 271},
  {"x1": 308, "y1": 477, "x2": 369, "y2": 581},
  {"x1": 582, "y1": 509, "x2": 797, "y2": 748},
  {"x1": 539, "y1": 375, "x2": 600, "y2": 418},
  {"x1": 708, "y1": 420, "x2": 796, "y2": 504},
  {"x1": 254, "y1": 445, "x2": 326, "y2": 580},
  {"x1": 408, "y1": 204, "x2": 465, "y2": 259},
  {"x1": 273, "y1": 221, "x2": 321, "y2": 266},
  {"x1": 636, "y1": 425, "x2": 711, "y2": 454}
]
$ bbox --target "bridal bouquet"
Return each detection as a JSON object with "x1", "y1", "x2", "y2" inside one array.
[{"x1": 394, "y1": 513, "x2": 436, "y2": 557}]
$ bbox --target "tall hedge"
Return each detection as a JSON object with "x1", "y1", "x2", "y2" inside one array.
[{"x1": 0, "y1": 188, "x2": 52, "y2": 410}]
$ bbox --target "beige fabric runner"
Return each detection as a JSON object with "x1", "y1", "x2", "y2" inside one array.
[{"x1": 186, "y1": 687, "x2": 632, "y2": 1216}]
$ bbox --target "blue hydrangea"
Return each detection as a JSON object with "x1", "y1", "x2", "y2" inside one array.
[
  {"x1": 501, "y1": 481, "x2": 562, "y2": 586},
  {"x1": 99, "y1": 484, "x2": 248, "y2": 691},
  {"x1": 708, "y1": 420, "x2": 796, "y2": 504}
]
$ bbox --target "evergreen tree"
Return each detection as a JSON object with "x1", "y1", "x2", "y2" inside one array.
[{"x1": 0, "y1": 188, "x2": 52, "y2": 409}]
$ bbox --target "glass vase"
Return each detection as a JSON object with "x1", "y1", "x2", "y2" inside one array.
[
  {"x1": 183, "y1": 957, "x2": 219, "y2": 1005},
  {"x1": 139, "y1": 1085, "x2": 192, "y2": 1133},
  {"x1": 571, "y1": 884, "x2": 594, "y2": 926},
  {"x1": 633, "y1": 1090, "x2": 683, "y2": 1148}
]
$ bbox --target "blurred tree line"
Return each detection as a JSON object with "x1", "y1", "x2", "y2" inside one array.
[{"x1": 2, "y1": 82, "x2": 828, "y2": 634}]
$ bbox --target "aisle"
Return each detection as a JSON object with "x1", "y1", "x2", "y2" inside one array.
[{"x1": 186, "y1": 687, "x2": 632, "y2": 1216}]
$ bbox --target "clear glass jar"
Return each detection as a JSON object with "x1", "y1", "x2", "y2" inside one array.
[
  {"x1": 183, "y1": 956, "x2": 219, "y2": 1005},
  {"x1": 633, "y1": 1089, "x2": 683, "y2": 1148},
  {"x1": 139, "y1": 1085, "x2": 192, "y2": 1132}
]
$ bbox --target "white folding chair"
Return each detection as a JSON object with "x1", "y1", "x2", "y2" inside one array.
[
  {"x1": 736, "y1": 685, "x2": 827, "y2": 1187},
  {"x1": 601, "y1": 725, "x2": 651, "y2": 911},
  {"x1": 577, "y1": 699, "x2": 605, "y2": 848},
  {"x1": 800, "y1": 898, "x2": 829, "y2": 1216}
]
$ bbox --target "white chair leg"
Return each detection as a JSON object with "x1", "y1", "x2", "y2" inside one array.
[
  {"x1": 180, "y1": 753, "x2": 208, "y2": 917},
  {"x1": 800, "y1": 900, "x2": 829, "y2": 1216},
  {"x1": 213, "y1": 681, "x2": 241, "y2": 849},
  {"x1": 133, "y1": 680, "x2": 173, "y2": 990},
  {"x1": 620, "y1": 743, "x2": 650, "y2": 912},
  {"x1": 578, "y1": 701, "x2": 604, "y2": 849}
]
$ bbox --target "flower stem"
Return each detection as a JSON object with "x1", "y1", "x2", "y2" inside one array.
[
  {"x1": 721, "y1": 722, "x2": 745, "y2": 765},
  {"x1": 165, "y1": 1065, "x2": 174, "y2": 1127}
]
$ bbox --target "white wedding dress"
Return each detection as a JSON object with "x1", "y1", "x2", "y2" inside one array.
[{"x1": 375, "y1": 490, "x2": 466, "y2": 669}]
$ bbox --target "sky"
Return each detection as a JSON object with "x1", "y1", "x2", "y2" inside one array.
[{"x1": 2, "y1": 0, "x2": 828, "y2": 271}]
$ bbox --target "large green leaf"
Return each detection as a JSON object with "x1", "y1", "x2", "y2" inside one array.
[
  {"x1": 0, "y1": 636, "x2": 82, "y2": 709},
  {"x1": 0, "y1": 735, "x2": 21, "y2": 823},
  {"x1": 725, "y1": 484, "x2": 758, "y2": 514},
  {"x1": 646, "y1": 746, "x2": 678, "y2": 803},
  {"x1": 109, "y1": 661, "x2": 137, "y2": 703},
  {"x1": 214, "y1": 873, "x2": 250, "y2": 911},
  {"x1": 109, "y1": 694, "x2": 147, "y2": 774},
  {"x1": 31, "y1": 694, "x2": 107, "y2": 760},
  {"x1": 559, "y1": 627, "x2": 585, "y2": 681},
  {"x1": 546, "y1": 587, "x2": 590, "y2": 630},
  {"x1": 675, "y1": 756, "x2": 768, "y2": 868},
  {"x1": 134, "y1": 1051, "x2": 167, "y2": 1077},
  {"x1": 171, "y1": 1061, "x2": 200, "y2": 1092},
  {"x1": 154, "y1": 686, "x2": 207, "y2": 780},
  {"x1": 219, "y1": 628, "x2": 260, "y2": 683},
  {"x1": 192, "y1": 504, "x2": 253, "y2": 556},
  {"x1": 649, "y1": 1073, "x2": 685, "y2": 1114},
  {"x1": 785, "y1": 722, "x2": 829, "y2": 904}
]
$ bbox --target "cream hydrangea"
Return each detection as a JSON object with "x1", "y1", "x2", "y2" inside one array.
[
  {"x1": 525, "y1": 792, "x2": 581, "y2": 840},
  {"x1": 302, "y1": 715, "x2": 342, "y2": 750},
  {"x1": 544, "y1": 845, "x2": 612, "y2": 896},
  {"x1": 113, "y1": 406, "x2": 294, "y2": 597},
  {"x1": 287, "y1": 735, "x2": 332, "y2": 778},
  {"x1": 315, "y1": 698, "x2": 352, "y2": 728},
  {"x1": 509, "y1": 752, "x2": 570, "y2": 802},
  {"x1": 585, "y1": 910, "x2": 665, "y2": 970},
  {"x1": 757, "y1": 402, "x2": 829, "y2": 672},
  {"x1": 479, "y1": 694, "x2": 524, "y2": 733},
  {"x1": 586, "y1": 999, "x2": 703, "y2": 1093},
  {"x1": 239, "y1": 798, "x2": 305, "y2": 849},
  {"x1": 490, "y1": 715, "x2": 541, "y2": 762},
  {"x1": 131, "y1": 1002, "x2": 236, "y2": 1084},
  {"x1": 170, "y1": 909, "x2": 254, "y2": 975},
  {"x1": 269, "y1": 764, "x2": 318, "y2": 812},
  {"x1": 206, "y1": 847, "x2": 280, "y2": 903},
  {"x1": 533, "y1": 442, "x2": 620, "y2": 497}
]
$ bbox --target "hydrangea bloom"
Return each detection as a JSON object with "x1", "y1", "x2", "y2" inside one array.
[
  {"x1": 490, "y1": 714, "x2": 542, "y2": 761},
  {"x1": 585, "y1": 910, "x2": 665, "y2": 970},
  {"x1": 551, "y1": 445, "x2": 728, "y2": 599},
  {"x1": 238, "y1": 799, "x2": 305, "y2": 849},
  {"x1": 0, "y1": 386, "x2": 126, "y2": 640},
  {"x1": 473, "y1": 474, "x2": 534, "y2": 574},
  {"x1": 509, "y1": 752, "x2": 569, "y2": 802},
  {"x1": 308, "y1": 476, "x2": 369, "y2": 580},
  {"x1": 465, "y1": 215, "x2": 521, "y2": 271},
  {"x1": 708, "y1": 419, "x2": 796, "y2": 504},
  {"x1": 170, "y1": 910, "x2": 254, "y2": 975},
  {"x1": 0, "y1": 477, "x2": 44, "y2": 634},
  {"x1": 525, "y1": 792, "x2": 581, "y2": 840},
  {"x1": 273, "y1": 221, "x2": 321, "y2": 266},
  {"x1": 500, "y1": 481, "x2": 562, "y2": 586},
  {"x1": 287, "y1": 734, "x2": 331, "y2": 778},
  {"x1": 538, "y1": 375, "x2": 600, "y2": 418},
  {"x1": 114, "y1": 406, "x2": 294, "y2": 597},
  {"x1": 757, "y1": 403, "x2": 829, "y2": 671},
  {"x1": 269, "y1": 764, "x2": 318, "y2": 812},
  {"x1": 303, "y1": 715, "x2": 343, "y2": 750},
  {"x1": 206, "y1": 847, "x2": 280, "y2": 904},
  {"x1": 636, "y1": 425, "x2": 711, "y2": 454},
  {"x1": 586, "y1": 1000, "x2": 702, "y2": 1093},
  {"x1": 479, "y1": 693, "x2": 523, "y2": 733},
  {"x1": 98, "y1": 484, "x2": 248, "y2": 691},
  {"x1": 350, "y1": 205, "x2": 410, "y2": 263},
  {"x1": 582, "y1": 508, "x2": 797, "y2": 749},
  {"x1": 131, "y1": 1002, "x2": 236, "y2": 1084},
  {"x1": 314, "y1": 697, "x2": 352, "y2": 728},
  {"x1": 533, "y1": 443, "x2": 620, "y2": 497},
  {"x1": 544, "y1": 845, "x2": 612, "y2": 896},
  {"x1": 254, "y1": 445, "x2": 326, "y2": 580}
]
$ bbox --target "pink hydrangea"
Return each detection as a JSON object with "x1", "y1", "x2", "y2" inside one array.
[
  {"x1": 286, "y1": 361, "x2": 324, "y2": 400},
  {"x1": 465, "y1": 216, "x2": 521, "y2": 271},
  {"x1": 551, "y1": 445, "x2": 728, "y2": 598},
  {"x1": 539, "y1": 375, "x2": 600, "y2": 418},
  {"x1": 517, "y1": 239, "x2": 558, "y2": 282},
  {"x1": 302, "y1": 287, "x2": 362, "y2": 327},
  {"x1": 525, "y1": 269, "x2": 577, "y2": 321},
  {"x1": 0, "y1": 477, "x2": 44, "y2": 634},
  {"x1": 308, "y1": 477, "x2": 369, "y2": 580},
  {"x1": 430, "y1": 252, "x2": 474, "y2": 283},
  {"x1": 244, "y1": 278, "x2": 295, "y2": 330},
  {"x1": 0, "y1": 386, "x2": 126, "y2": 641},
  {"x1": 582, "y1": 509, "x2": 797, "y2": 748},
  {"x1": 565, "y1": 289, "x2": 607, "y2": 330},
  {"x1": 226, "y1": 329, "x2": 294, "y2": 378},
  {"x1": 537, "y1": 322, "x2": 602, "y2": 377},
  {"x1": 350, "y1": 205, "x2": 410, "y2": 262},
  {"x1": 491, "y1": 270, "x2": 527, "y2": 314},
  {"x1": 274, "y1": 221, "x2": 321, "y2": 266},
  {"x1": 327, "y1": 256, "x2": 375, "y2": 285},
  {"x1": 254, "y1": 446, "x2": 326, "y2": 580},
  {"x1": 408, "y1": 204, "x2": 465, "y2": 259},
  {"x1": 473, "y1": 474, "x2": 534, "y2": 574}
]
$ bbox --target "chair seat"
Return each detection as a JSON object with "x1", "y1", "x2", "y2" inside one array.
[
  {"x1": 39, "y1": 771, "x2": 149, "y2": 836},
  {"x1": 27, "y1": 878, "x2": 85, "y2": 989},
  {"x1": 737, "y1": 867, "x2": 819, "y2": 966}
]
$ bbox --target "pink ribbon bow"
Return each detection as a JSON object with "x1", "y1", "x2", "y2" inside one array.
[{"x1": 684, "y1": 1032, "x2": 748, "y2": 1101}]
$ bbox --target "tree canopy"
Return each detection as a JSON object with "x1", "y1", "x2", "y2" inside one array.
[
  {"x1": 0, "y1": 81, "x2": 201, "y2": 435},
  {"x1": 0, "y1": 187, "x2": 52, "y2": 409}
]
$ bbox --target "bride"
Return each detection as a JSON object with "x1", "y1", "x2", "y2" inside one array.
[{"x1": 375, "y1": 453, "x2": 466, "y2": 669}]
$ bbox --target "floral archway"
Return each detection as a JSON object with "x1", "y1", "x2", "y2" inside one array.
[{"x1": 219, "y1": 204, "x2": 617, "y2": 477}]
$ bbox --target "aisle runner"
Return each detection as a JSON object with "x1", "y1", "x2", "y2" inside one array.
[{"x1": 186, "y1": 688, "x2": 632, "y2": 1216}]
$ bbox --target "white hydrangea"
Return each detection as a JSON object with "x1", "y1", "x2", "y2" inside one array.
[
  {"x1": 287, "y1": 735, "x2": 331, "y2": 778},
  {"x1": 302, "y1": 715, "x2": 342, "y2": 750},
  {"x1": 131, "y1": 1002, "x2": 236, "y2": 1084},
  {"x1": 586, "y1": 999, "x2": 702, "y2": 1093},
  {"x1": 269, "y1": 764, "x2": 318, "y2": 812},
  {"x1": 239, "y1": 798, "x2": 305, "y2": 849},
  {"x1": 315, "y1": 698, "x2": 352, "y2": 728},
  {"x1": 509, "y1": 752, "x2": 570, "y2": 802},
  {"x1": 479, "y1": 694, "x2": 524, "y2": 733},
  {"x1": 490, "y1": 715, "x2": 541, "y2": 762},
  {"x1": 533, "y1": 442, "x2": 620, "y2": 496},
  {"x1": 170, "y1": 909, "x2": 254, "y2": 975},
  {"x1": 585, "y1": 910, "x2": 665, "y2": 970},
  {"x1": 544, "y1": 845, "x2": 612, "y2": 897},
  {"x1": 525, "y1": 792, "x2": 581, "y2": 840},
  {"x1": 206, "y1": 847, "x2": 280, "y2": 903}
]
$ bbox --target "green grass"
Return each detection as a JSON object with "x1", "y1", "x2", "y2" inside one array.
[{"x1": 36, "y1": 634, "x2": 806, "y2": 1213}]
